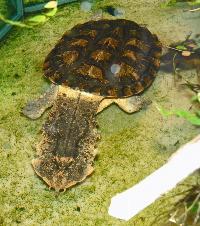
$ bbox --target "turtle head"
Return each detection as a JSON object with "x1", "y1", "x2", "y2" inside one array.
[{"x1": 32, "y1": 155, "x2": 94, "y2": 191}]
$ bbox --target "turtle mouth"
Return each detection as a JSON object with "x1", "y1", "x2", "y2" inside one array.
[{"x1": 32, "y1": 156, "x2": 94, "y2": 191}]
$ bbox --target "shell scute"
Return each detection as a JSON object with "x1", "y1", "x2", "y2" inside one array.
[
  {"x1": 91, "y1": 50, "x2": 112, "y2": 62},
  {"x1": 98, "y1": 37, "x2": 119, "y2": 49},
  {"x1": 62, "y1": 50, "x2": 79, "y2": 65}
]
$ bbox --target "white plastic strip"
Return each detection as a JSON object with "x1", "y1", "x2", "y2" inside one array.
[{"x1": 108, "y1": 135, "x2": 200, "y2": 221}]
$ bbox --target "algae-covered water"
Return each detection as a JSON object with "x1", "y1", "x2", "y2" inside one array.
[{"x1": 0, "y1": 0, "x2": 200, "y2": 225}]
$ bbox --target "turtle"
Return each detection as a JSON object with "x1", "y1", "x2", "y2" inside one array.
[{"x1": 23, "y1": 19, "x2": 162, "y2": 191}]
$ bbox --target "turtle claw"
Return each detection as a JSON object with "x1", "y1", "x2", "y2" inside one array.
[{"x1": 22, "y1": 85, "x2": 58, "y2": 119}]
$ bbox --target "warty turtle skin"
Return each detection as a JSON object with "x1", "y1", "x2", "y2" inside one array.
[{"x1": 23, "y1": 19, "x2": 162, "y2": 191}]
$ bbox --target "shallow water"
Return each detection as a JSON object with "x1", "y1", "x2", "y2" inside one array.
[
  {"x1": 24, "y1": 0, "x2": 50, "y2": 5},
  {"x1": 0, "y1": 0, "x2": 200, "y2": 225}
]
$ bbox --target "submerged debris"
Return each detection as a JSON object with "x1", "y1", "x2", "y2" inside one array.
[
  {"x1": 161, "y1": 0, "x2": 200, "y2": 8},
  {"x1": 102, "y1": 5, "x2": 125, "y2": 17},
  {"x1": 168, "y1": 181, "x2": 200, "y2": 225},
  {"x1": 184, "y1": 80, "x2": 200, "y2": 93},
  {"x1": 80, "y1": 1, "x2": 92, "y2": 12},
  {"x1": 160, "y1": 36, "x2": 200, "y2": 73}
]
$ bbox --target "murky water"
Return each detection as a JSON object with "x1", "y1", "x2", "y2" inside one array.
[
  {"x1": 0, "y1": 0, "x2": 200, "y2": 225},
  {"x1": 0, "y1": 1, "x2": 17, "y2": 28}
]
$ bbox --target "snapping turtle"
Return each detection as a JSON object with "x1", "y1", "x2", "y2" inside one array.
[{"x1": 23, "y1": 19, "x2": 162, "y2": 191}]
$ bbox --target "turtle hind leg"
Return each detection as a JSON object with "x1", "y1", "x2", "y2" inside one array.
[
  {"x1": 22, "y1": 84, "x2": 58, "y2": 119},
  {"x1": 32, "y1": 87, "x2": 102, "y2": 191}
]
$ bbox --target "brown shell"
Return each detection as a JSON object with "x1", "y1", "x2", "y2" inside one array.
[{"x1": 43, "y1": 19, "x2": 162, "y2": 98}]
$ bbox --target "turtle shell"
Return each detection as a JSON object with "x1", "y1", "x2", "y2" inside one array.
[{"x1": 43, "y1": 19, "x2": 162, "y2": 98}]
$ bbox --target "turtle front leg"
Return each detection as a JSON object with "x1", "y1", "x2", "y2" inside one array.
[
  {"x1": 113, "y1": 96, "x2": 151, "y2": 113},
  {"x1": 32, "y1": 86, "x2": 103, "y2": 191},
  {"x1": 22, "y1": 84, "x2": 58, "y2": 119},
  {"x1": 97, "y1": 96, "x2": 150, "y2": 114}
]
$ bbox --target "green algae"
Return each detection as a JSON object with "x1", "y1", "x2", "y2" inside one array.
[
  {"x1": 0, "y1": 0, "x2": 16, "y2": 28},
  {"x1": 0, "y1": 1, "x2": 20, "y2": 18},
  {"x1": 0, "y1": 0, "x2": 8, "y2": 17},
  {"x1": 0, "y1": 0, "x2": 200, "y2": 225},
  {"x1": 23, "y1": 0, "x2": 50, "y2": 5}
]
